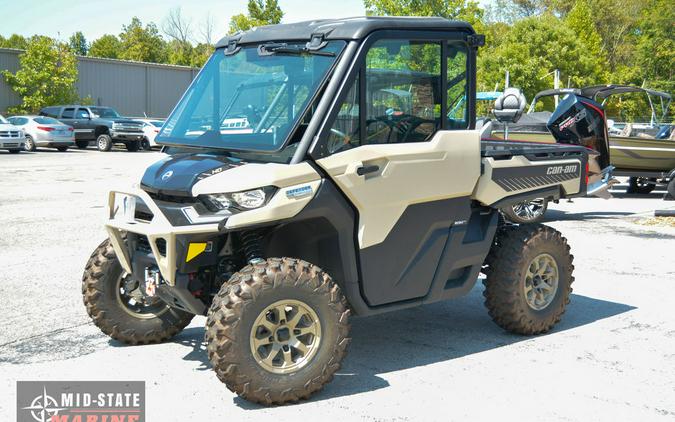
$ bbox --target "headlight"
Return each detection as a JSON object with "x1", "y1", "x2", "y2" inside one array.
[
  {"x1": 202, "y1": 187, "x2": 276, "y2": 212},
  {"x1": 232, "y1": 189, "x2": 266, "y2": 209}
]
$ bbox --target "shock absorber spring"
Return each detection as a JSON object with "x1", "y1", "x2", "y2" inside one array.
[{"x1": 240, "y1": 230, "x2": 265, "y2": 264}]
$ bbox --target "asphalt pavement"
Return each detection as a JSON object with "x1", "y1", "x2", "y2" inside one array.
[{"x1": 1, "y1": 147, "x2": 674, "y2": 421}]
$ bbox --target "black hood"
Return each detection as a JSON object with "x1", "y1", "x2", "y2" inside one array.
[{"x1": 140, "y1": 153, "x2": 244, "y2": 196}]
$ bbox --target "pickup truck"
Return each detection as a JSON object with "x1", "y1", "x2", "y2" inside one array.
[
  {"x1": 80, "y1": 17, "x2": 613, "y2": 405},
  {"x1": 39, "y1": 105, "x2": 144, "y2": 152}
]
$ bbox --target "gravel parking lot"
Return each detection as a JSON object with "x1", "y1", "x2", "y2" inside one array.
[{"x1": 1, "y1": 147, "x2": 674, "y2": 421}]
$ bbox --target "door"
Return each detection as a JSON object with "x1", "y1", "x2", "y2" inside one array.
[
  {"x1": 59, "y1": 107, "x2": 80, "y2": 138},
  {"x1": 74, "y1": 107, "x2": 96, "y2": 140},
  {"x1": 315, "y1": 37, "x2": 481, "y2": 306}
]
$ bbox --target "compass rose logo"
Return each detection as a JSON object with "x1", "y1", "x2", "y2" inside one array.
[{"x1": 22, "y1": 386, "x2": 66, "y2": 422}]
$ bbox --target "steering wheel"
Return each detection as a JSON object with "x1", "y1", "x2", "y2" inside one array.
[{"x1": 365, "y1": 114, "x2": 435, "y2": 143}]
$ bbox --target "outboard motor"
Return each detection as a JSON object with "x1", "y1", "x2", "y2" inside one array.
[{"x1": 547, "y1": 94, "x2": 617, "y2": 198}]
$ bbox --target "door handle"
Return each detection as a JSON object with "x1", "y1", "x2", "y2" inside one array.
[{"x1": 356, "y1": 165, "x2": 379, "y2": 176}]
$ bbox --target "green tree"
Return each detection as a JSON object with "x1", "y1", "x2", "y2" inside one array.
[
  {"x1": 2, "y1": 36, "x2": 79, "y2": 114},
  {"x1": 634, "y1": 0, "x2": 674, "y2": 93},
  {"x1": 479, "y1": 15, "x2": 606, "y2": 105},
  {"x1": 190, "y1": 43, "x2": 214, "y2": 68},
  {"x1": 68, "y1": 31, "x2": 89, "y2": 55},
  {"x1": 229, "y1": 0, "x2": 284, "y2": 34},
  {"x1": 0, "y1": 34, "x2": 29, "y2": 49},
  {"x1": 565, "y1": 0, "x2": 607, "y2": 80},
  {"x1": 364, "y1": 0, "x2": 484, "y2": 29},
  {"x1": 89, "y1": 34, "x2": 123, "y2": 59},
  {"x1": 166, "y1": 39, "x2": 194, "y2": 66},
  {"x1": 119, "y1": 17, "x2": 167, "y2": 62}
]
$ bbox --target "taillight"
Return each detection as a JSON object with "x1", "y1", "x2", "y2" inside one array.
[
  {"x1": 37, "y1": 126, "x2": 54, "y2": 132},
  {"x1": 154, "y1": 129, "x2": 159, "y2": 133},
  {"x1": 67, "y1": 127, "x2": 74, "y2": 131},
  {"x1": 585, "y1": 161, "x2": 589, "y2": 185}
]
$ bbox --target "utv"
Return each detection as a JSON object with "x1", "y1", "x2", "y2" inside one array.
[{"x1": 83, "y1": 17, "x2": 613, "y2": 405}]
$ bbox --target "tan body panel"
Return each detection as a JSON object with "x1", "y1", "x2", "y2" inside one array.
[
  {"x1": 473, "y1": 155, "x2": 583, "y2": 206},
  {"x1": 191, "y1": 162, "x2": 320, "y2": 195},
  {"x1": 317, "y1": 130, "x2": 481, "y2": 248}
]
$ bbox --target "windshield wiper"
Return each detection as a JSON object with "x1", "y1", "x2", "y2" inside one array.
[{"x1": 258, "y1": 43, "x2": 335, "y2": 57}]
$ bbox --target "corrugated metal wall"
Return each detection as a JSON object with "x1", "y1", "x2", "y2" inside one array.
[{"x1": 0, "y1": 48, "x2": 198, "y2": 118}]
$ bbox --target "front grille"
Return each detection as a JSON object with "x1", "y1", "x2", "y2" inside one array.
[
  {"x1": 0, "y1": 131, "x2": 21, "y2": 138},
  {"x1": 137, "y1": 235, "x2": 167, "y2": 256},
  {"x1": 146, "y1": 191, "x2": 196, "y2": 204},
  {"x1": 112, "y1": 123, "x2": 143, "y2": 132}
]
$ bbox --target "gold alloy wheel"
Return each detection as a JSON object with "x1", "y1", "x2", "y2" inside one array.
[
  {"x1": 250, "y1": 299, "x2": 322, "y2": 374},
  {"x1": 115, "y1": 272, "x2": 169, "y2": 319},
  {"x1": 524, "y1": 253, "x2": 559, "y2": 311}
]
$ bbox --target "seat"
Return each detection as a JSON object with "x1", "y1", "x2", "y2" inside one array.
[{"x1": 493, "y1": 88, "x2": 526, "y2": 140}]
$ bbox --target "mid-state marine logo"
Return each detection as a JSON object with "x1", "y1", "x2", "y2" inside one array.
[{"x1": 17, "y1": 381, "x2": 145, "y2": 422}]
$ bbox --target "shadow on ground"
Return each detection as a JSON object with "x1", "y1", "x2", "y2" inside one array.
[
  {"x1": 166, "y1": 285, "x2": 635, "y2": 408},
  {"x1": 543, "y1": 209, "x2": 634, "y2": 221}
]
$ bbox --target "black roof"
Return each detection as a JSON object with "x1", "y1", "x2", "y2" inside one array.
[{"x1": 215, "y1": 16, "x2": 475, "y2": 48}]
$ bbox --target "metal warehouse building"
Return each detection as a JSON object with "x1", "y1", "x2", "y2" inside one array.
[{"x1": 0, "y1": 48, "x2": 199, "y2": 118}]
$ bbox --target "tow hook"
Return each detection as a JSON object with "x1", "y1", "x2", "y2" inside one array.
[{"x1": 144, "y1": 267, "x2": 161, "y2": 297}]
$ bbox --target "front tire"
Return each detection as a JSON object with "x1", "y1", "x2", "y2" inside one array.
[
  {"x1": 97, "y1": 134, "x2": 113, "y2": 151},
  {"x1": 56, "y1": 146, "x2": 68, "y2": 152},
  {"x1": 483, "y1": 224, "x2": 574, "y2": 335},
  {"x1": 205, "y1": 258, "x2": 351, "y2": 405},
  {"x1": 125, "y1": 141, "x2": 140, "y2": 152},
  {"x1": 82, "y1": 238, "x2": 194, "y2": 344},
  {"x1": 24, "y1": 135, "x2": 36, "y2": 151},
  {"x1": 8, "y1": 149, "x2": 21, "y2": 154}
]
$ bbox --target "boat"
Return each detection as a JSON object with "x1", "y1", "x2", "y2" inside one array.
[{"x1": 489, "y1": 85, "x2": 674, "y2": 194}]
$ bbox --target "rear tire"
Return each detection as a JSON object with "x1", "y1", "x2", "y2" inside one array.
[
  {"x1": 56, "y1": 146, "x2": 68, "y2": 152},
  {"x1": 483, "y1": 224, "x2": 574, "y2": 335},
  {"x1": 24, "y1": 135, "x2": 36, "y2": 151},
  {"x1": 96, "y1": 134, "x2": 113, "y2": 151},
  {"x1": 76, "y1": 141, "x2": 89, "y2": 149},
  {"x1": 82, "y1": 238, "x2": 194, "y2": 344},
  {"x1": 125, "y1": 141, "x2": 140, "y2": 152},
  {"x1": 141, "y1": 139, "x2": 151, "y2": 151},
  {"x1": 501, "y1": 198, "x2": 548, "y2": 224},
  {"x1": 627, "y1": 177, "x2": 656, "y2": 194},
  {"x1": 205, "y1": 258, "x2": 351, "y2": 405},
  {"x1": 8, "y1": 149, "x2": 21, "y2": 154},
  {"x1": 667, "y1": 178, "x2": 675, "y2": 200}
]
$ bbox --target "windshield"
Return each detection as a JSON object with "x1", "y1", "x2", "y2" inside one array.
[
  {"x1": 90, "y1": 107, "x2": 121, "y2": 118},
  {"x1": 157, "y1": 41, "x2": 345, "y2": 155}
]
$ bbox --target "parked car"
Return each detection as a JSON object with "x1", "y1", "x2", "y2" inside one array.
[
  {"x1": 135, "y1": 119, "x2": 165, "y2": 150},
  {"x1": 0, "y1": 114, "x2": 25, "y2": 153},
  {"x1": 39, "y1": 105, "x2": 144, "y2": 152},
  {"x1": 7, "y1": 115, "x2": 74, "y2": 152}
]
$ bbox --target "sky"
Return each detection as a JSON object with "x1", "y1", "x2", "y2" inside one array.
[{"x1": 0, "y1": 0, "x2": 368, "y2": 44}]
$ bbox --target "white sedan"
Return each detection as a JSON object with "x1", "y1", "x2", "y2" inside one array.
[
  {"x1": 8, "y1": 115, "x2": 74, "y2": 152},
  {"x1": 136, "y1": 119, "x2": 165, "y2": 150}
]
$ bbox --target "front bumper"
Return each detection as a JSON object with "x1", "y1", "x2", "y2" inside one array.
[
  {"x1": 105, "y1": 187, "x2": 221, "y2": 286},
  {"x1": 110, "y1": 131, "x2": 144, "y2": 141},
  {"x1": 0, "y1": 138, "x2": 25, "y2": 149}
]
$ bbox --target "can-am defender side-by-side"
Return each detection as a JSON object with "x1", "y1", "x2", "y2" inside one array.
[{"x1": 82, "y1": 17, "x2": 613, "y2": 405}]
